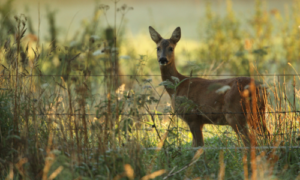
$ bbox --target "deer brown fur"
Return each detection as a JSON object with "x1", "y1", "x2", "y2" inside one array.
[{"x1": 149, "y1": 26, "x2": 270, "y2": 147}]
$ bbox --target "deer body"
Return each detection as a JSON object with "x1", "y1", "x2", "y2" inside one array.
[{"x1": 149, "y1": 26, "x2": 269, "y2": 147}]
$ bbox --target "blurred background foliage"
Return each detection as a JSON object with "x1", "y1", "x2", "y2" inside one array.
[{"x1": 1, "y1": 0, "x2": 300, "y2": 78}]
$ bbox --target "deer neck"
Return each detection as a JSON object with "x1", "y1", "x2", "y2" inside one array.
[{"x1": 160, "y1": 61, "x2": 186, "y2": 95}]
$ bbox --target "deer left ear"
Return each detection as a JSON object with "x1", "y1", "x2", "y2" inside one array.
[
  {"x1": 170, "y1": 27, "x2": 181, "y2": 44},
  {"x1": 149, "y1": 26, "x2": 162, "y2": 44}
]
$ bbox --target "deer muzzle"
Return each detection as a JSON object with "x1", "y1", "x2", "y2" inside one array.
[{"x1": 159, "y1": 57, "x2": 168, "y2": 65}]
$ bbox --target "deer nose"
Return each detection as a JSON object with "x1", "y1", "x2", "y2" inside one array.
[{"x1": 159, "y1": 57, "x2": 168, "y2": 65}]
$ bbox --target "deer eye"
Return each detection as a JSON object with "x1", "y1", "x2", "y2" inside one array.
[
  {"x1": 157, "y1": 47, "x2": 160, "y2": 51},
  {"x1": 169, "y1": 47, "x2": 173, "y2": 52}
]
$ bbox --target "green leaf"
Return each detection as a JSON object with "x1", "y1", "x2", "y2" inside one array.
[
  {"x1": 142, "y1": 78, "x2": 152, "y2": 83},
  {"x1": 175, "y1": 78, "x2": 189, "y2": 89},
  {"x1": 171, "y1": 76, "x2": 180, "y2": 84},
  {"x1": 158, "y1": 80, "x2": 175, "y2": 89},
  {"x1": 143, "y1": 121, "x2": 154, "y2": 126},
  {"x1": 6, "y1": 135, "x2": 21, "y2": 140}
]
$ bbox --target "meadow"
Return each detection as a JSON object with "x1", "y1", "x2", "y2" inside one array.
[{"x1": 0, "y1": 0, "x2": 300, "y2": 179}]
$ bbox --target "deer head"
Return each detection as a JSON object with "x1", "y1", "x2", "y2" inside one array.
[{"x1": 149, "y1": 26, "x2": 181, "y2": 66}]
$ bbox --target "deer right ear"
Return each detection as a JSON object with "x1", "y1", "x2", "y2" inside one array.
[
  {"x1": 149, "y1": 26, "x2": 162, "y2": 44},
  {"x1": 170, "y1": 27, "x2": 181, "y2": 44}
]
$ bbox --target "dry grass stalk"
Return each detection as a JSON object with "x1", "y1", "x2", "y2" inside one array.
[
  {"x1": 15, "y1": 158, "x2": 28, "y2": 178},
  {"x1": 243, "y1": 154, "x2": 248, "y2": 180},
  {"x1": 140, "y1": 169, "x2": 166, "y2": 180},
  {"x1": 256, "y1": 151, "x2": 267, "y2": 179},
  {"x1": 184, "y1": 148, "x2": 205, "y2": 179},
  {"x1": 113, "y1": 174, "x2": 125, "y2": 180},
  {"x1": 112, "y1": 164, "x2": 135, "y2": 180},
  {"x1": 250, "y1": 138, "x2": 257, "y2": 180},
  {"x1": 42, "y1": 133, "x2": 56, "y2": 180},
  {"x1": 48, "y1": 166, "x2": 63, "y2": 180},
  {"x1": 124, "y1": 164, "x2": 134, "y2": 180},
  {"x1": 163, "y1": 148, "x2": 204, "y2": 179},
  {"x1": 250, "y1": 80, "x2": 258, "y2": 131},
  {"x1": 218, "y1": 150, "x2": 225, "y2": 180},
  {"x1": 5, "y1": 164, "x2": 14, "y2": 180},
  {"x1": 146, "y1": 132, "x2": 168, "y2": 175}
]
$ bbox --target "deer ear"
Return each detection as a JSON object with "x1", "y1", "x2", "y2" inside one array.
[
  {"x1": 170, "y1": 27, "x2": 181, "y2": 44},
  {"x1": 149, "y1": 26, "x2": 162, "y2": 44}
]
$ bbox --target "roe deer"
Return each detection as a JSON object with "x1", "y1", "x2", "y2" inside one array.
[{"x1": 149, "y1": 26, "x2": 270, "y2": 147}]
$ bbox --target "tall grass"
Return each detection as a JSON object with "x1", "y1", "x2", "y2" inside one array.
[{"x1": 0, "y1": 0, "x2": 300, "y2": 179}]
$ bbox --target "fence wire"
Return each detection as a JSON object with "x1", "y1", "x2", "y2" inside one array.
[
  {"x1": 0, "y1": 73, "x2": 300, "y2": 77},
  {"x1": 57, "y1": 145, "x2": 300, "y2": 153},
  {"x1": 1, "y1": 73, "x2": 300, "y2": 151},
  {"x1": 28, "y1": 111, "x2": 300, "y2": 116},
  {"x1": 138, "y1": 146, "x2": 300, "y2": 151},
  {"x1": 46, "y1": 127, "x2": 298, "y2": 137}
]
